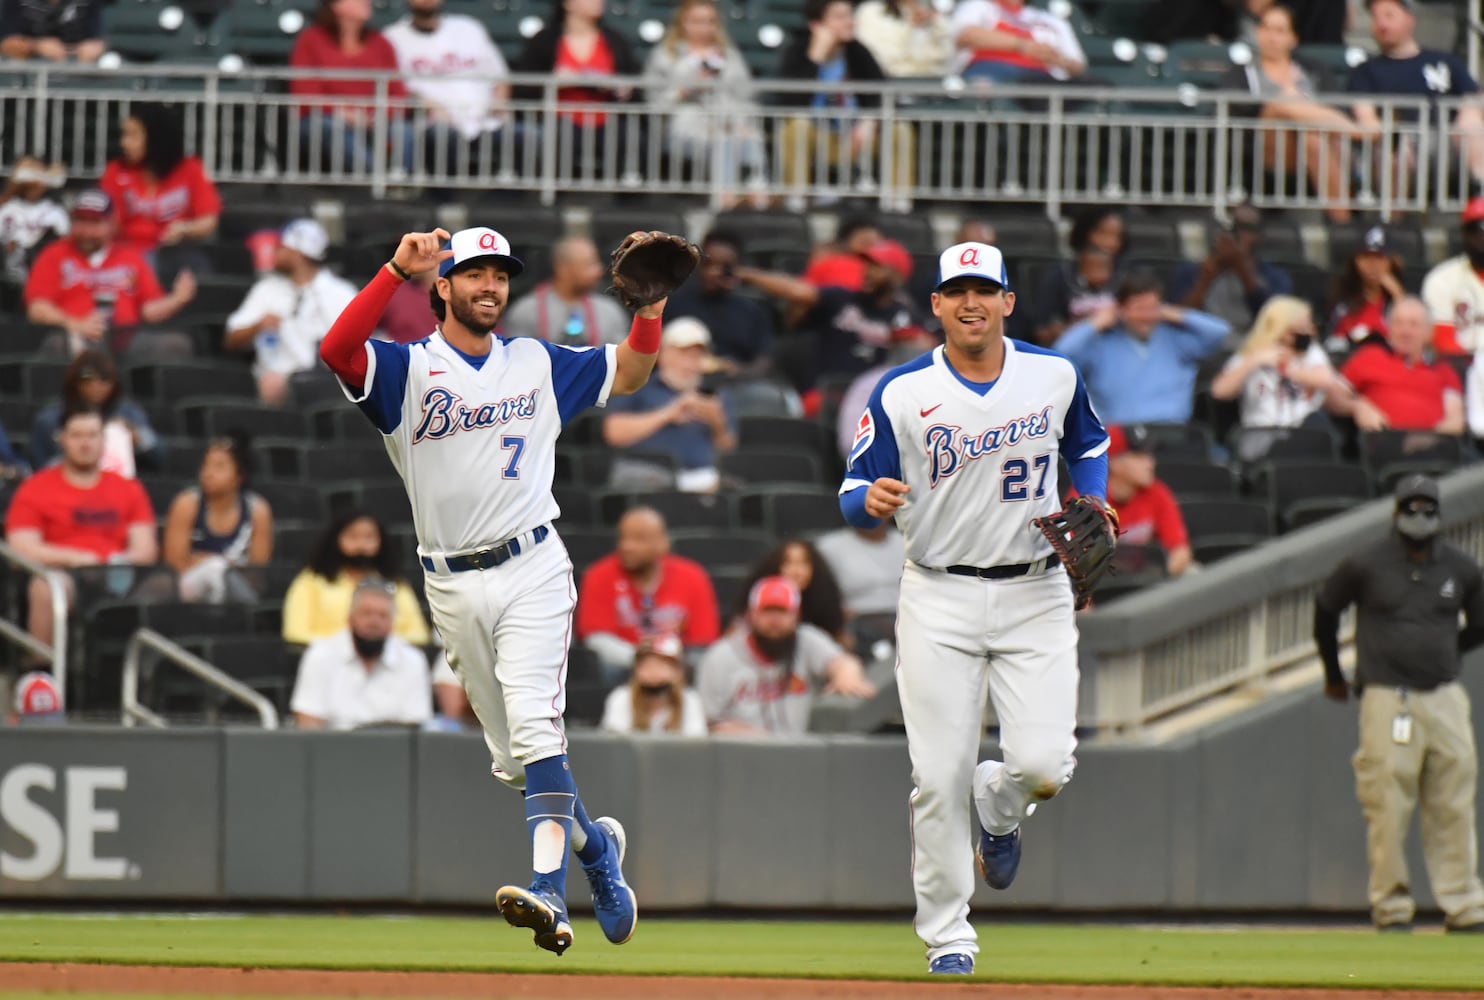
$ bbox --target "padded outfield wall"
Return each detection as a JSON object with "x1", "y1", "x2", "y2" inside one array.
[{"x1": 2, "y1": 665, "x2": 1483, "y2": 913}]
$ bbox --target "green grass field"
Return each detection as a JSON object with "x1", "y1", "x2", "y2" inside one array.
[{"x1": 0, "y1": 914, "x2": 1482, "y2": 993}]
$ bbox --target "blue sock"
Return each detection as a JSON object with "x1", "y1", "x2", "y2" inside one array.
[
  {"x1": 523, "y1": 756, "x2": 575, "y2": 900},
  {"x1": 572, "y1": 796, "x2": 606, "y2": 866}
]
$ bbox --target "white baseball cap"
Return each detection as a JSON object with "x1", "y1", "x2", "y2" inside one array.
[
  {"x1": 280, "y1": 218, "x2": 329, "y2": 262},
  {"x1": 440, "y1": 227, "x2": 524, "y2": 278},
  {"x1": 935, "y1": 241, "x2": 1010, "y2": 291},
  {"x1": 661, "y1": 316, "x2": 711, "y2": 349}
]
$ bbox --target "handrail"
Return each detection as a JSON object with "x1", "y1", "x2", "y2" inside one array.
[
  {"x1": 0, "y1": 65, "x2": 1450, "y2": 216},
  {"x1": 0, "y1": 542, "x2": 69, "y2": 705},
  {"x1": 121, "y1": 628, "x2": 279, "y2": 730},
  {"x1": 1078, "y1": 463, "x2": 1484, "y2": 730}
]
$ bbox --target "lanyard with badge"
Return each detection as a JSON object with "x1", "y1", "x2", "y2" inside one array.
[
  {"x1": 535, "y1": 283, "x2": 599, "y2": 346},
  {"x1": 1393, "y1": 688, "x2": 1413, "y2": 745}
]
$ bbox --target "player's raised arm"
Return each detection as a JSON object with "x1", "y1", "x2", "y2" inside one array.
[{"x1": 318, "y1": 228, "x2": 452, "y2": 388}]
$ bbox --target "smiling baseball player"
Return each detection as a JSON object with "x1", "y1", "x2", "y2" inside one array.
[
  {"x1": 318, "y1": 225, "x2": 694, "y2": 956},
  {"x1": 838, "y1": 242, "x2": 1112, "y2": 975}
]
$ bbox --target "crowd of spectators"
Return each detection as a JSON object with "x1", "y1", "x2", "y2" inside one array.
[{"x1": 5, "y1": 0, "x2": 1484, "y2": 732}]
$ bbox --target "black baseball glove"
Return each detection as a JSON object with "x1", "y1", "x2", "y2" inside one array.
[
  {"x1": 609, "y1": 230, "x2": 702, "y2": 310},
  {"x1": 1032, "y1": 496, "x2": 1120, "y2": 610}
]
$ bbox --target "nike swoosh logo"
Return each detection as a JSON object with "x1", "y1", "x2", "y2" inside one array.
[
  {"x1": 920, "y1": 404, "x2": 942, "y2": 417},
  {"x1": 429, "y1": 370, "x2": 447, "y2": 376}
]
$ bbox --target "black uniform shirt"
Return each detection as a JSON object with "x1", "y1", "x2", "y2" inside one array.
[{"x1": 1317, "y1": 536, "x2": 1484, "y2": 690}]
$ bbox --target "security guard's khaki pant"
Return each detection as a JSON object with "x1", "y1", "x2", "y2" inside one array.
[{"x1": 1354, "y1": 684, "x2": 1484, "y2": 928}]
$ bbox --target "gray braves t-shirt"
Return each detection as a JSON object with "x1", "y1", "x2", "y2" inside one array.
[{"x1": 697, "y1": 624, "x2": 842, "y2": 736}]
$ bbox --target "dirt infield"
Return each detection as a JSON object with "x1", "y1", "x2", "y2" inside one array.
[{"x1": 0, "y1": 963, "x2": 1470, "y2": 1000}]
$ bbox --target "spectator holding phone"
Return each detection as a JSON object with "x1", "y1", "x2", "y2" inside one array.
[{"x1": 1168, "y1": 203, "x2": 1293, "y2": 336}]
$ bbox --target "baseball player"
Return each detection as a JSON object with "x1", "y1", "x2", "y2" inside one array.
[
  {"x1": 838, "y1": 242, "x2": 1110, "y2": 975},
  {"x1": 317, "y1": 225, "x2": 679, "y2": 956}
]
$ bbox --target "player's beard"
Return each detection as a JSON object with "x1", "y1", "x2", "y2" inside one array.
[{"x1": 449, "y1": 292, "x2": 504, "y2": 337}]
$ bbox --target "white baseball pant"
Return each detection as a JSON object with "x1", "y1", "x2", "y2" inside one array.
[
  {"x1": 422, "y1": 532, "x2": 576, "y2": 790},
  {"x1": 895, "y1": 561, "x2": 1079, "y2": 961}
]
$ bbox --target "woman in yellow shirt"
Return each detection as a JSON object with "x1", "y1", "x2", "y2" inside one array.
[{"x1": 281, "y1": 510, "x2": 430, "y2": 646}]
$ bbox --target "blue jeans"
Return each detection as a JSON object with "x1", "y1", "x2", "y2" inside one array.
[{"x1": 299, "y1": 112, "x2": 414, "y2": 173}]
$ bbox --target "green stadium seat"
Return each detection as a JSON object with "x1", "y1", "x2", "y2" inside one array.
[
  {"x1": 1162, "y1": 40, "x2": 1239, "y2": 89},
  {"x1": 104, "y1": 0, "x2": 218, "y2": 62}
]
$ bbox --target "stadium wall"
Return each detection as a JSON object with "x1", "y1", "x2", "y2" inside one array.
[{"x1": 3, "y1": 668, "x2": 1483, "y2": 913}]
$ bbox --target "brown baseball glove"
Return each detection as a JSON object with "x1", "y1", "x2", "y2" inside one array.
[
  {"x1": 1032, "y1": 496, "x2": 1120, "y2": 610},
  {"x1": 609, "y1": 230, "x2": 701, "y2": 310}
]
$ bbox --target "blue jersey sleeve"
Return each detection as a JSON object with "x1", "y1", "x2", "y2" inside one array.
[
  {"x1": 837, "y1": 380, "x2": 902, "y2": 527},
  {"x1": 1063, "y1": 366, "x2": 1110, "y2": 500},
  {"x1": 539, "y1": 341, "x2": 616, "y2": 425},
  {"x1": 355, "y1": 340, "x2": 411, "y2": 435}
]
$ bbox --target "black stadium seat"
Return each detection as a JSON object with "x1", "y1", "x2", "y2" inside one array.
[
  {"x1": 1156, "y1": 461, "x2": 1239, "y2": 502},
  {"x1": 177, "y1": 399, "x2": 308, "y2": 440},
  {"x1": 669, "y1": 528, "x2": 774, "y2": 570},
  {"x1": 597, "y1": 489, "x2": 732, "y2": 530},
  {"x1": 1249, "y1": 461, "x2": 1372, "y2": 530},
  {"x1": 721, "y1": 449, "x2": 824, "y2": 486}
]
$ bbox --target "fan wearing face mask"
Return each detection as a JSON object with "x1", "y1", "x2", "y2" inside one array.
[
  {"x1": 1313, "y1": 474, "x2": 1484, "y2": 934},
  {"x1": 290, "y1": 576, "x2": 433, "y2": 731},
  {"x1": 1422, "y1": 197, "x2": 1484, "y2": 356},
  {"x1": 282, "y1": 509, "x2": 431, "y2": 646}
]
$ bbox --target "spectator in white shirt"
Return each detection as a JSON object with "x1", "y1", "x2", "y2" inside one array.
[
  {"x1": 1209, "y1": 294, "x2": 1360, "y2": 461},
  {"x1": 813, "y1": 522, "x2": 905, "y2": 618},
  {"x1": 224, "y1": 219, "x2": 357, "y2": 406},
  {"x1": 600, "y1": 634, "x2": 708, "y2": 736},
  {"x1": 854, "y1": 0, "x2": 952, "y2": 78},
  {"x1": 383, "y1": 0, "x2": 511, "y2": 175},
  {"x1": 0, "y1": 155, "x2": 67, "y2": 286},
  {"x1": 291, "y1": 578, "x2": 433, "y2": 730}
]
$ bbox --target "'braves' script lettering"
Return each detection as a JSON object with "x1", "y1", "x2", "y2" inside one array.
[
  {"x1": 924, "y1": 406, "x2": 1054, "y2": 488},
  {"x1": 413, "y1": 387, "x2": 538, "y2": 442}
]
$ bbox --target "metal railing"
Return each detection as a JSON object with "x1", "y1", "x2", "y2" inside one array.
[
  {"x1": 1078, "y1": 463, "x2": 1484, "y2": 731},
  {"x1": 121, "y1": 627, "x2": 278, "y2": 729},
  {"x1": 0, "y1": 542, "x2": 69, "y2": 703},
  {"x1": 0, "y1": 64, "x2": 1466, "y2": 216}
]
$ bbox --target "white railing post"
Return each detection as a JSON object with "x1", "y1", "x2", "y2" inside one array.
[
  {"x1": 371, "y1": 76, "x2": 389, "y2": 197},
  {"x1": 1045, "y1": 91, "x2": 1064, "y2": 222},
  {"x1": 1470, "y1": 0, "x2": 1482, "y2": 86},
  {"x1": 0, "y1": 543, "x2": 69, "y2": 706}
]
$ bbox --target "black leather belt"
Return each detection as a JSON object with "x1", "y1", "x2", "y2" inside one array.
[
  {"x1": 421, "y1": 525, "x2": 549, "y2": 574},
  {"x1": 944, "y1": 555, "x2": 1053, "y2": 580}
]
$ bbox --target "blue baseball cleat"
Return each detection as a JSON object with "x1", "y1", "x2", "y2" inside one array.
[
  {"x1": 495, "y1": 881, "x2": 574, "y2": 955},
  {"x1": 975, "y1": 825, "x2": 1022, "y2": 890},
  {"x1": 929, "y1": 953, "x2": 975, "y2": 975},
  {"x1": 582, "y1": 816, "x2": 638, "y2": 944}
]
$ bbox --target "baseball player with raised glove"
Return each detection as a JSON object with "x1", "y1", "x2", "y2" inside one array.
[
  {"x1": 314, "y1": 224, "x2": 696, "y2": 958},
  {"x1": 837, "y1": 240, "x2": 1110, "y2": 976}
]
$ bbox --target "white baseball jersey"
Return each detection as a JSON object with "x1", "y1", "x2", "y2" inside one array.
[
  {"x1": 228, "y1": 269, "x2": 359, "y2": 376},
  {"x1": 840, "y1": 341, "x2": 1107, "y2": 569},
  {"x1": 384, "y1": 14, "x2": 510, "y2": 140},
  {"x1": 339, "y1": 331, "x2": 616, "y2": 555},
  {"x1": 1421, "y1": 256, "x2": 1484, "y2": 353}
]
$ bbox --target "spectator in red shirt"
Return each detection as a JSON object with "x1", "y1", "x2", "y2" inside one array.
[
  {"x1": 803, "y1": 216, "x2": 881, "y2": 293},
  {"x1": 1341, "y1": 296, "x2": 1465, "y2": 434},
  {"x1": 1106, "y1": 424, "x2": 1192, "y2": 578},
  {"x1": 4, "y1": 405, "x2": 157, "y2": 647},
  {"x1": 98, "y1": 103, "x2": 221, "y2": 281},
  {"x1": 1328, "y1": 226, "x2": 1406, "y2": 351},
  {"x1": 512, "y1": 0, "x2": 643, "y2": 179},
  {"x1": 23, "y1": 189, "x2": 197, "y2": 359},
  {"x1": 290, "y1": 0, "x2": 414, "y2": 174},
  {"x1": 576, "y1": 506, "x2": 721, "y2": 680}
]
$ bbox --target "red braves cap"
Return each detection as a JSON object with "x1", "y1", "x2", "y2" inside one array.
[
  {"x1": 1463, "y1": 198, "x2": 1484, "y2": 226},
  {"x1": 749, "y1": 576, "x2": 801, "y2": 612},
  {"x1": 936, "y1": 241, "x2": 1009, "y2": 291},
  {"x1": 859, "y1": 239, "x2": 913, "y2": 280},
  {"x1": 440, "y1": 227, "x2": 524, "y2": 278},
  {"x1": 13, "y1": 671, "x2": 64, "y2": 723},
  {"x1": 1107, "y1": 425, "x2": 1152, "y2": 458},
  {"x1": 71, "y1": 188, "x2": 113, "y2": 218}
]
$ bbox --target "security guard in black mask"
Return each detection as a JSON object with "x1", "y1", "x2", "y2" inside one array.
[{"x1": 1314, "y1": 474, "x2": 1484, "y2": 933}]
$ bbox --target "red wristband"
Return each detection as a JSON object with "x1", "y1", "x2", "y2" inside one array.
[{"x1": 627, "y1": 313, "x2": 662, "y2": 354}]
